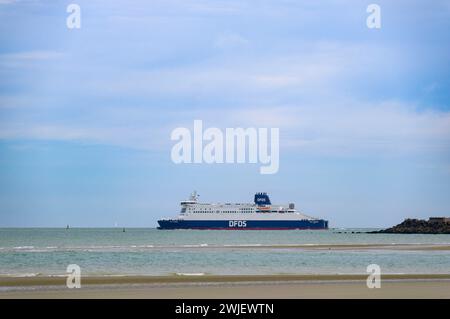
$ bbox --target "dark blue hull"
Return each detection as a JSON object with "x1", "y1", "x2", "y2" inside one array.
[{"x1": 157, "y1": 219, "x2": 328, "y2": 230}]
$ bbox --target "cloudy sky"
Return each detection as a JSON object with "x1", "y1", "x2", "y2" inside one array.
[{"x1": 0, "y1": 0, "x2": 449, "y2": 227}]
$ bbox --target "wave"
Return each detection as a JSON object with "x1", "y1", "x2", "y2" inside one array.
[
  {"x1": 0, "y1": 272, "x2": 41, "y2": 277},
  {"x1": 1, "y1": 242, "x2": 450, "y2": 253}
]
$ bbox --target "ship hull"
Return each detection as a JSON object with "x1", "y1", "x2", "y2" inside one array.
[{"x1": 157, "y1": 219, "x2": 328, "y2": 230}]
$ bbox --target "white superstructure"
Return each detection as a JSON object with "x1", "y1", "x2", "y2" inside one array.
[{"x1": 176, "y1": 191, "x2": 315, "y2": 221}]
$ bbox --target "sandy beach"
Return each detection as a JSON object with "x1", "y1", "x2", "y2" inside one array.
[
  {"x1": 135, "y1": 243, "x2": 450, "y2": 251},
  {"x1": 1, "y1": 274, "x2": 449, "y2": 299}
]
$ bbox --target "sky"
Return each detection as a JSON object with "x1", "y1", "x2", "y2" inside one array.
[{"x1": 0, "y1": 0, "x2": 449, "y2": 227}]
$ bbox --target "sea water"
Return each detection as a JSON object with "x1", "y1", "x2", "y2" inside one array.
[{"x1": 0, "y1": 228, "x2": 449, "y2": 276}]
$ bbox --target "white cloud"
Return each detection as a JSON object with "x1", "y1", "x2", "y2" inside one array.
[
  {"x1": 3, "y1": 100, "x2": 448, "y2": 159},
  {"x1": 0, "y1": 0, "x2": 19, "y2": 4},
  {"x1": 0, "y1": 50, "x2": 64, "y2": 68},
  {"x1": 214, "y1": 33, "x2": 249, "y2": 49},
  {"x1": 81, "y1": 40, "x2": 400, "y2": 100},
  {"x1": 165, "y1": 100, "x2": 450, "y2": 157},
  {"x1": 1, "y1": 40, "x2": 448, "y2": 158},
  {"x1": 186, "y1": 0, "x2": 246, "y2": 14}
]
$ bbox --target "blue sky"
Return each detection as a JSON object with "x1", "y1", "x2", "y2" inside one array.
[{"x1": 0, "y1": 0, "x2": 449, "y2": 227}]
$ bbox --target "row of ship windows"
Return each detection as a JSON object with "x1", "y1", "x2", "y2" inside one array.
[
  {"x1": 190, "y1": 210, "x2": 254, "y2": 213},
  {"x1": 189, "y1": 210, "x2": 293, "y2": 214},
  {"x1": 183, "y1": 209, "x2": 293, "y2": 214}
]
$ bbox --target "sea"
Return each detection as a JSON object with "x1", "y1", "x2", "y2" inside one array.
[{"x1": 0, "y1": 228, "x2": 449, "y2": 277}]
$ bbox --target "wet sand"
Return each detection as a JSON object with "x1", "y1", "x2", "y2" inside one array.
[
  {"x1": 1, "y1": 274, "x2": 449, "y2": 298},
  {"x1": 210, "y1": 244, "x2": 450, "y2": 251}
]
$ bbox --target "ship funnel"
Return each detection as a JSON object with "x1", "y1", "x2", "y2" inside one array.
[{"x1": 254, "y1": 192, "x2": 271, "y2": 205}]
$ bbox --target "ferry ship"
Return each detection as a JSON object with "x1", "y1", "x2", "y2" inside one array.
[{"x1": 157, "y1": 192, "x2": 328, "y2": 230}]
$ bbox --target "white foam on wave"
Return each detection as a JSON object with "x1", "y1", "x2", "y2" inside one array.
[
  {"x1": 13, "y1": 246, "x2": 34, "y2": 250},
  {"x1": 223, "y1": 244, "x2": 262, "y2": 247},
  {"x1": 0, "y1": 273, "x2": 40, "y2": 277},
  {"x1": 181, "y1": 244, "x2": 208, "y2": 248}
]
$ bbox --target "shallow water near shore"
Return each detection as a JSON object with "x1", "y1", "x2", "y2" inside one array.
[{"x1": 0, "y1": 228, "x2": 449, "y2": 276}]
